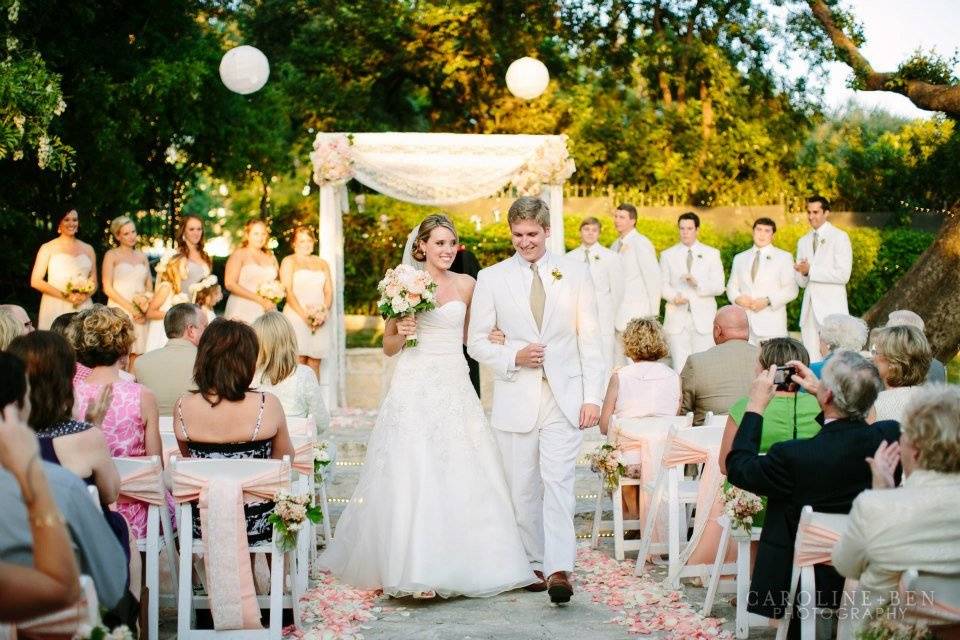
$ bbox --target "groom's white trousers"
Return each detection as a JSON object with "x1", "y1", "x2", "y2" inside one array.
[{"x1": 495, "y1": 380, "x2": 582, "y2": 577}]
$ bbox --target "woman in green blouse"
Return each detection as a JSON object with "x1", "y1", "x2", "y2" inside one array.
[{"x1": 719, "y1": 337, "x2": 821, "y2": 526}]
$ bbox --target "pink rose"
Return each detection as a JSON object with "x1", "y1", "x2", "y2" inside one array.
[
  {"x1": 384, "y1": 283, "x2": 400, "y2": 298},
  {"x1": 405, "y1": 292, "x2": 421, "y2": 305}
]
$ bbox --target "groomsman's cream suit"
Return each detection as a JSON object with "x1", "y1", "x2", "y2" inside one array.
[
  {"x1": 794, "y1": 221, "x2": 852, "y2": 358},
  {"x1": 611, "y1": 229, "x2": 660, "y2": 363},
  {"x1": 468, "y1": 252, "x2": 604, "y2": 579},
  {"x1": 659, "y1": 241, "x2": 725, "y2": 372},
  {"x1": 566, "y1": 243, "x2": 623, "y2": 377},
  {"x1": 727, "y1": 244, "x2": 798, "y2": 344}
]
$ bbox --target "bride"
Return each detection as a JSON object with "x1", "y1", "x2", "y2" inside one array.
[{"x1": 319, "y1": 214, "x2": 536, "y2": 598}]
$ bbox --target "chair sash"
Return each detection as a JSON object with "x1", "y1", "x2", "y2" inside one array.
[
  {"x1": 795, "y1": 521, "x2": 842, "y2": 567},
  {"x1": 616, "y1": 429, "x2": 670, "y2": 543},
  {"x1": 15, "y1": 577, "x2": 97, "y2": 639},
  {"x1": 663, "y1": 435, "x2": 725, "y2": 582},
  {"x1": 117, "y1": 460, "x2": 165, "y2": 506},
  {"x1": 171, "y1": 464, "x2": 289, "y2": 630},
  {"x1": 899, "y1": 572, "x2": 960, "y2": 624},
  {"x1": 292, "y1": 438, "x2": 315, "y2": 476}
]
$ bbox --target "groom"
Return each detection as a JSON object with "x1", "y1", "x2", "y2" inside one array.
[{"x1": 468, "y1": 196, "x2": 605, "y2": 604}]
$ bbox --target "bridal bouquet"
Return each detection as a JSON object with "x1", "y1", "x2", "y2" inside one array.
[
  {"x1": 377, "y1": 264, "x2": 437, "y2": 348},
  {"x1": 269, "y1": 491, "x2": 322, "y2": 552},
  {"x1": 257, "y1": 279, "x2": 286, "y2": 305},
  {"x1": 721, "y1": 485, "x2": 764, "y2": 534},
  {"x1": 313, "y1": 440, "x2": 333, "y2": 483},
  {"x1": 588, "y1": 443, "x2": 626, "y2": 494},
  {"x1": 857, "y1": 616, "x2": 933, "y2": 640},
  {"x1": 65, "y1": 274, "x2": 95, "y2": 296},
  {"x1": 304, "y1": 304, "x2": 327, "y2": 334}
]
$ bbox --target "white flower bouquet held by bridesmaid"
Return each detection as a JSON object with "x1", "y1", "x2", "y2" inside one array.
[
  {"x1": 377, "y1": 264, "x2": 437, "y2": 347},
  {"x1": 269, "y1": 490, "x2": 322, "y2": 552},
  {"x1": 721, "y1": 484, "x2": 764, "y2": 533},
  {"x1": 304, "y1": 304, "x2": 327, "y2": 334},
  {"x1": 256, "y1": 279, "x2": 286, "y2": 305},
  {"x1": 65, "y1": 273, "x2": 96, "y2": 297}
]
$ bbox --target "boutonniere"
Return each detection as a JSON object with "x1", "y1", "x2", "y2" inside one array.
[
  {"x1": 551, "y1": 267, "x2": 563, "y2": 281},
  {"x1": 593, "y1": 254, "x2": 600, "y2": 261},
  {"x1": 765, "y1": 254, "x2": 772, "y2": 261},
  {"x1": 697, "y1": 253, "x2": 703, "y2": 259},
  {"x1": 817, "y1": 236, "x2": 827, "y2": 247}
]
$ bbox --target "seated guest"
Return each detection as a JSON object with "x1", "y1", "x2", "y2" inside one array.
[
  {"x1": 67, "y1": 306, "x2": 162, "y2": 540},
  {"x1": 810, "y1": 313, "x2": 868, "y2": 379},
  {"x1": 49, "y1": 312, "x2": 90, "y2": 385},
  {"x1": 0, "y1": 354, "x2": 81, "y2": 622},
  {"x1": 133, "y1": 302, "x2": 208, "y2": 416},
  {"x1": 870, "y1": 324, "x2": 932, "y2": 423},
  {"x1": 0, "y1": 304, "x2": 34, "y2": 335},
  {"x1": 175, "y1": 319, "x2": 293, "y2": 545},
  {"x1": 885, "y1": 309, "x2": 946, "y2": 383},
  {"x1": 680, "y1": 305, "x2": 758, "y2": 425},
  {"x1": 7, "y1": 332, "x2": 121, "y2": 510},
  {"x1": 719, "y1": 337, "x2": 821, "y2": 480},
  {"x1": 599, "y1": 317, "x2": 679, "y2": 527},
  {"x1": 832, "y1": 385, "x2": 960, "y2": 639},
  {"x1": 252, "y1": 311, "x2": 329, "y2": 430},
  {"x1": 0, "y1": 311, "x2": 19, "y2": 349},
  {"x1": 0, "y1": 354, "x2": 129, "y2": 613},
  {"x1": 725, "y1": 350, "x2": 900, "y2": 629}
]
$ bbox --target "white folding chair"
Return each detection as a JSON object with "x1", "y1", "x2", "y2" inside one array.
[
  {"x1": 590, "y1": 414, "x2": 692, "y2": 561},
  {"x1": 113, "y1": 455, "x2": 179, "y2": 640},
  {"x1": 171, "y1": 456, "x2": 303, "y2": 639},
  {"x1": 161, "y1": 432, "x2": 180, "y2": 467},
  {"x1": 702, "y1": 411, "x2": 729, "y2": 427},
  {"x1": 159, "y1": 415, "x2": 174, "y2": 433},
  {"x1": 15, "y1": 575, "x2": 100, "y2": 637},
  {"x1": 702, "y1": 515, "x2": 767, "y2": 639},
  {"x1": 775, "y1": 506, "x2": 849, "y2": 640},
  {"x1": 286, "y1": 415, "x2": 335, "y2": 546},
  {"x1": 635, "y1": 423, "x2": 725, "y2": 584},
  {"x1": 899, "y1": 569, "x2": 960, "y2": 627},
  {"x1": 285, "y1": 416, "x2": 317, "y2": 437}
]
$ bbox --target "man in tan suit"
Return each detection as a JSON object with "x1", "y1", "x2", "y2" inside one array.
[
  {"x1": 680, "y1": 305, "x2": 758, "y2": 425},
  {"x1": 133, "y1": 303, "x2": 208, "y2": 415}
]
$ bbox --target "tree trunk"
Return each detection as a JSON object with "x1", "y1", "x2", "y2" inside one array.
[
  {"x1": 863, "y1": 201, "x2": 960, "y2": 361},
  {"x1": 658, "y1": 70, "x2": 673, "y2": 106}
]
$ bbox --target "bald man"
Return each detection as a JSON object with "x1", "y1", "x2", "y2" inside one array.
[
  {"x1": 0, "y1": 304, "x2": 34, "y2": 335},
  {"x1": 679, "y1": 306, "x2": 759, "y2": 425}
]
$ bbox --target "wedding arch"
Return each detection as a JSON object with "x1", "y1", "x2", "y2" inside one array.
[{"x1": 309, "y1": 132, "x2": 576, "y2": 408}]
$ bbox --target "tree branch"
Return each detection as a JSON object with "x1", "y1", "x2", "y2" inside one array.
[{"x1": 806, "y1": 0, "x2": 960, "y2": 117}]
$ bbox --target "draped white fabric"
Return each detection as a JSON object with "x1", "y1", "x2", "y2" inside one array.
[{"x1": 317, "y1": 133, "x2": 571, "y2": 408}]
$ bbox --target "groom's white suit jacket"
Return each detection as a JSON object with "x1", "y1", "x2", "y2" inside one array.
[{"x1": 468, "y1": 252, "x2": 606, "y2": 433}]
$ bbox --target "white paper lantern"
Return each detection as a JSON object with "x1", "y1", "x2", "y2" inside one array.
[
  {"x1": 219, "y1": 45, "x2": 270, "y2": 95},
  {"x1": 505, "y1": 57, "x2": 550, "y2": 100}
]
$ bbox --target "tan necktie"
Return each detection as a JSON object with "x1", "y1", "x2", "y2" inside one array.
[
  {"x1": 530, "y1": 263, "x2": 545, "y2": 330},
  {"x1": 686, "y1": 248, "x2": 693, "y2": 273},
  {"x1": 751, "y1": 250, "x2": 761, "y2": 281},
  {"x1": 812, "y1": 231, "x2": 819, "y2": 256},
  {"x1": 583, "y1": 247, "x2": 591, "y2": 264}
]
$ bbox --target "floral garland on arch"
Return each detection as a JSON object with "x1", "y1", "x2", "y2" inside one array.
[
  {"x1": 511, "y1": 134, "x2": 576, "y2": 196},
  {"x1": 310, "y1": 133, "x2": 354, "y2": 186}
]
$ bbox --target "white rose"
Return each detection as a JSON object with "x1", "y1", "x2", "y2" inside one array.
[{"x1": 392, "y1": 297, "x2": 410, "y2": 313}]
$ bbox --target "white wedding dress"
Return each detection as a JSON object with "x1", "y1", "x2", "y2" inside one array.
[{"x1": 319, "y1": 300, "x2": 536, "y2": 597}]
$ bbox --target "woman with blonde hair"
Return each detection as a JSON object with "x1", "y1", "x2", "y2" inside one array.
[
  {"x1": 870, "y1": 324, "x2": 933, "y2": 422},
  {"x1": 251, "y1": 311, "x2": 329, "y2": 430},
  {"x1": 280, "y1": 226, "x2": 333, "y2": 379},
  {"x1": 224, "y1": 219, "x2": 281, "y2": 324},
  {"x1": 102, "y1": 215, "x2": 152, "y2": 359},
  {"x1": 0, "y1": 311, "x2": 20, "y2": 350},
  {"x1": 142, "y1": 252, "x2": 189, "y2": 352}
]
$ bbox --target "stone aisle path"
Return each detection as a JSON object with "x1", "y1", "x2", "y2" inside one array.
[{"x1": 282, "y1": 409, "x2": 777, "y2": 640}]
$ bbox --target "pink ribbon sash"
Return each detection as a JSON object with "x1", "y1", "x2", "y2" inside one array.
[
  {"x1": 117, "y1": 459, "x2": 165, "y2": 506},
  {"x1": 796, "y1": 521, "x2": 842, "y2": 567},
  {"x1": 292, "y1": 439, "x2": 315, "y2": 476},
  {"x1": 171, "y1": 463, "x2": 290, "y2": 630}
]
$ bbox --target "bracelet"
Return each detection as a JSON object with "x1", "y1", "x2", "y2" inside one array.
[{"x1": 30, "y1": 511, "x2": 65, "y2": 528}]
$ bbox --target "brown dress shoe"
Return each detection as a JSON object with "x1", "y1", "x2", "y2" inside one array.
[
  {"x1": 547, "y1": 571, "x2": 573, "y2": 604},
  {"x1": 524, "y1": 570, "x2": 548, "y2": 592}
]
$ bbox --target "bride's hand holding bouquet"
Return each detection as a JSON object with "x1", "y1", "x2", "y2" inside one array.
[{"x1": 377, "y1": 264, "x2": 437, "y2": 348}]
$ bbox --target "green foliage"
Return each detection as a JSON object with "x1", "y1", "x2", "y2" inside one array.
[
  {"x1": 344, "y1": 196, "x2": 932, "y2": 328},
  {"x1": 891, "y1": 48, "x2": 958, "y2": 88}
]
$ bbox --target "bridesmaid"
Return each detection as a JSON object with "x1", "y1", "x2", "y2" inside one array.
[
  {"x1": 30, "y1": 208, "x2": 97, "y2": 330},
  {"x1": 102, "y1": 215, "x2": 152, "y2": 360},
  {"x1": 142, "y1": 253, "x2": 189, "y2": 352},
  {"x1": 224, "y1": 219, "x2": 280, "y2": 324},
  {"x1": 280, "y1": 226, "x2": 333, "y2": 379},
  {"x1": 174, "y1": 215, "x2": 212, "y2": 292}
]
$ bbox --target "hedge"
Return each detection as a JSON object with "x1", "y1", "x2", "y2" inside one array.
[{"x1": 339, "y1": 196, "x2": 932, "y2": 330}]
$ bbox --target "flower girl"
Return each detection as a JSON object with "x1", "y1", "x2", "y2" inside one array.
[{"x1": 190, "y1": 275, "x2": 222, "y2": 323}]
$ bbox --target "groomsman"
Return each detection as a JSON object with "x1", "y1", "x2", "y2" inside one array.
[
  {"x1": 659, "y1": 212, "x2": 725, "y2": 372},
  {"x1": 727, "y1": 218, "x2": 799, "y2": 344},
  {"x1": 610, "y1": 203, "x2": 660, "y2": 365},
  {"x1": 567, "y1": 217, "x2": 623, "y2": 377},
  {"x1": 794, "y1": 195, "x2": 852, "y2": 359}
]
